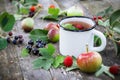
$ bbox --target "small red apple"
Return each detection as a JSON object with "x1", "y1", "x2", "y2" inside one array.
[
  {"x1": 47, "y1": 28, "x2": 59, "y2": 43},
  {"x1": 77, "y1": 51, "x2": 102, "y2": 73},
  {"x1": 44, "y1": 22, "x2": 59, "y2": 31}
]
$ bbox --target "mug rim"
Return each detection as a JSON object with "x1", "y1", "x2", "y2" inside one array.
[{"x1": 59, "y1": 16, "x2": 96, "y2": 32}]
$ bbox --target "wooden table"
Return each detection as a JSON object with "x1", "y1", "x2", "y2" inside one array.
[{"x1": 0, "y1": 0, "x2": 120, "y2": 80}]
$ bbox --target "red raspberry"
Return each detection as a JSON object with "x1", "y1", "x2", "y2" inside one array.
[
  {"x1": 109, "y1": 65, "x2": 120, "y2": 75},
  {"x1": 49, "y1": 4, "x2": 55, "y2": 8},
  {"x1": 93, "y1": 16, "x2": 97, "y2": 20},
  {"x1": 74, "y1": 24, "x2": 84, "y2": 30},
  {"x1": 63, "y1": 56, "x2": 73, "y2": 67},
  {"x1": 30, "y1": 6, "x2": 36, "y2": 12},
  {"x1": 98, "y1": 16, "x2": 102, "y2": 19}
]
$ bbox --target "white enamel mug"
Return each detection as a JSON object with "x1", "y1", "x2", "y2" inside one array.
[{"x1": 59, "y1": 16, "x2": 106, "y2": 58}]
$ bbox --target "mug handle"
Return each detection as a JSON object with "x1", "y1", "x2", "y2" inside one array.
[{"x1": 90, "y1": 29, "x2": 106, "y2": 52}]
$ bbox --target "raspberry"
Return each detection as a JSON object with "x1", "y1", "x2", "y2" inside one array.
[
  {"x1": 93, "y1": 16, "x2": 97, "y2": 20},
  {"x1": 63, "y1": 56, "x2": 73, "y2": 67},
  {"x1": 49, "y1": 4, "x2": 55, "y2": 8},
  {"x1": 74, "y1": 24, "x2": 84, "y2": 30},
  {"x1": 109, "y1": 65, "x2": 120, "y2": 75},
  {"x1": 98, "y1": 16, "x2": 102, "y2": 19},
  {"x1": 30, "y1": 6, "x2": 36, "y2": 12}
]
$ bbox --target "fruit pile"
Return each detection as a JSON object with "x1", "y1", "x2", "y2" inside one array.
[
  {"x1": 44, "y1": 22, "x2": 59, "y2": 43},
  {"x1": 7, "y1": 32, "x2": 24, "y2": 45},
  {"x1": 26, "y1": 39, "x2": 46, "y2": 56}
]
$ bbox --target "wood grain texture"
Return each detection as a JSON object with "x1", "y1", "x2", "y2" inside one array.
[{"x1": 0, "y1": 0, "x2": 120, "y2": 80}]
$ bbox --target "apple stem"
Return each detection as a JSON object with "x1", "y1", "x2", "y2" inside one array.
[{"x1": 86, "y1": 44, "x2": 89, "y2": 53}]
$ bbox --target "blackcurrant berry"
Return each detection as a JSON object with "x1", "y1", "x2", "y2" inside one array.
[
  {"x1": 18, "y1": 39, "x2": 24, "y2": 44},
  {"x1": 6, "y1": 37, "x2": 11, "y2": 43},
  {"x1": 28, "y1": 40, "x2": 34, "y2": 46},
  {"x1": 35, "y1": 43, "x2": 41, "y2": 48},
  {"x1": 36, "y1": 39, "x2": 42, "y2": 43},
  {"x1": 12, "y1": 40, "x2": 17, "y2": 44},
  {"x1": 32, "y1": 48, "x2": 39, "y2": 55},
  {"x1": 14, "y1": 36, "x2": 19, "y2": 40},
  {"x1": 26, "y1": 45, "x2": 32, "y2": 53},
  {"x1": 8, "y1": 32, "x2": 13, "y2": 36},
  {"x1": 28, "y1": 11, "x2": 35, "y2": 17},
  {"x1": 18, "y1": 35, "x2": 23, "y2": 39}
]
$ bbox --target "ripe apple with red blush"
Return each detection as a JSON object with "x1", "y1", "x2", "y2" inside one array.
[{"x1": 77, "y1": 46, "x2": 102, "y2": 73}]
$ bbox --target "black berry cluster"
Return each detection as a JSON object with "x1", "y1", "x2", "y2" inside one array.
[
  {"x1": 26, "y1": 39, "x2": 46, "y2": 56},
  {"x1": 6, "y1": 32, "x2": 24, "y2": 44}
]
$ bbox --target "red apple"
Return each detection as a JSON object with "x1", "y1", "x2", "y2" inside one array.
[
  {"x1": 77, "y1": 51, "x2": 102, "y2": 73},
  {"x1": 44, "y1": 22, "x2": 59, "y2": 31},
  {"x1": 47, "y1": 28, "x2": 59, "y2": 43}
]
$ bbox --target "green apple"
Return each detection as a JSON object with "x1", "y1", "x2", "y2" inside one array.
[
  {"x1": 21, "y1": 18, "x2": 34, "y2": 32},
  {"x1": 67, "y1": 6, "x2": 84, "y2": 16},
  {"x1": 77, "y1": 51, "x2": 102, "y2": 73}
]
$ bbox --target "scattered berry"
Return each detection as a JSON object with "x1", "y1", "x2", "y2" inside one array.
[
  {"x1": 14, "y1": 36, "x2": 19, "y2": 40},
  {"x1": 18, "y1": 35, "x2": 23, "y2": 39},
  {"x1": 7, "y1": 37, "x2": 11, "y2": 43},
  {"x1": 109, "y1": 65, "x2": 120, "y2": 75},
  {"x1": 36, "y1": 39, "x2": 42, "y2": 43},
  {"x1": 49, "y1": 4, "x2": 55, "y2": 8},
  {"x1": 18, "y1": 39, "x2": 24, "y2": 44},
  {"x1": 63, "y1": 56, "x2": 73, "y2": 67},
  {"x1": 28, "y1": 40, "x2": 34, "y2": 46},
  {"x1": 28, "y1": 11, "x2": 35, "y2": 17},
  {"x1": 12, "y1": 40, "x2": 17, "y2": 44},
  {"x1": 30, "y1": 6, "x2": 36, "y2": 12},
  {"x1": 98, "y1": 16, "x2": 102, "y2": 19},
  {"x1": 93, "y1": 16, "x2": 97, "y2": 20},
  {"x1": 74, "y1": 24, "x2": 84, "y2": 30},
  {"x1": 32, "y1": 48, "x2": 39, "y2": 55},
  {"x1": 8, "y1": 32, "x2": 13, "y2": 36},
  {"x1": 26, "y1": 45, "x2": 32, "y2": 53}
]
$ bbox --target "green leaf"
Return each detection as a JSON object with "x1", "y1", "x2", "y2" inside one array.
[
  {"x1": 29, "y1": 29, "x2": 49, "y2": 43},
  {"x1": 30, "y1": 29, "x2": 48, "y2": 36},
  {"x1": 14, "y1": 14, "x2": 23, "y2": 20},
  {"x1": 19, "y1": 7, "x2": 29, "y2": 14},
  {"x1": 94, "y1": 35, "x2": 102, "y2": 46},
  {"x1": 32, "y1": 57, "x2": 54, "y2": 70},
  {"x1": 39, "y1": 43, "x2": 55, "y2": 57},
  {"x1": 110, "y1": 9, "x2": 120, "y2": 26},
  {"x1": 21, "y1": 48, "x2": 29, "y2": 57},
  {"x1": 48, "y1": 8, "x2": 60, "y2": 16},
  {"x1": 62, "y1": 23, "x2": 78, "y2": 30},
  {"x1": 98, "y1": 19, "x2": 110, "y2": 27},
  {"x1": 43, "y1": 15, "x2": 59, "y2": 21},
  {"x1": 0, "y1": 12, "x2": 15, "y2": 32},
  {"x1": 53, "y1": 55, "x2": 65, "y2": 68},
  {"x1": 0, "y1": 38, "x2": 7, "y2": 50},
  {"x1": 95, "y1": 64, "x2": 115, "y2": 79},
  {"x1": 113, "y1": 41, "x2": 120, "y2": 56},
  {"x1": 112, "y1": 21, "x2": 120, "y2": 34}
]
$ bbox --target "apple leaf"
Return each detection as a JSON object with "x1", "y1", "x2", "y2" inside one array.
[
  {"x1": 0, "y1": 38, "x2": 8, "y2": 50},
  {"x1": 95, "y1": 64, "x2": 115, "y2": 79},
  {"x1": 19, "y1": 7, "x2": 29, "y2": 15},
  {"x1": 21, "y1": 48, "x2": 29, "y2": 57},
  {"x1": 48, "y1": 8, "x2": 60, "y2": 16},
  {"x1": 94, "y1": 35, "x2": 102, "y2": 46},
  {"x1": 39, "y1": 43, "x2": 55, "y2": 57},
  {"x1": 113, "y1": 41, "x2": 120, "y2": 56},
  {"x1": 0, "y1": 12, "x2": 15, "y2": 32},
  {"x1": 98, "y1": 19, "x2": 110, "y2": 27},
  {"x1": 32, "y1": 57, "x2": 54, "y2": 70},
  {"x1": 53, "y1": 55, "x2": 65, "y2": 68},
  {"x1": 29, "y1": 29, "x2": 49, "y2": 43},
  {"x1": 62, "y1": 23, "x2": 79, "y2": 31},
  {"x1": 110, "y1": 9, "x2": 120, "y2": 26},
  {"x1": 42, "y1": 15, "x2": 59, "y2": 21},
  {"x1": 112, "y1": 21, "x2": 120, "y2": 34}
]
